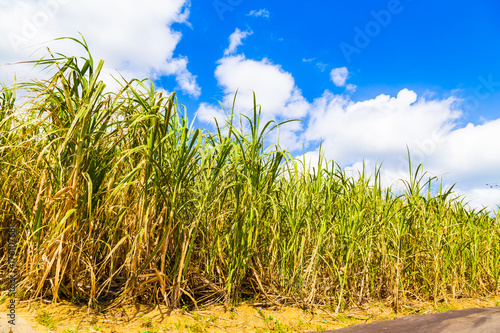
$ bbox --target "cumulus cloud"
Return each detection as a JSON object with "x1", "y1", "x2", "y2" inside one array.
[
  {"x1": 330, "y1": 66, "x2": 349, "y2": 86},
  {"x1": 196, "y1": 102, "x2": 229, "y2": 126},
  {"x1": 428, "y1": 119, "x2": 500, "y2": 186},
  {"x1": 247, "y1": 9, "x2": 270, "y2": 18},
  {"x1": 196, "y1": 53, "x2": 310, "y2": 151},
  {"x1": 455, "y1": 187, "x2": 500, "y2": 213},
  {"x1": 304, "y1": 88, "x2": 460, "y2": 166},
  {"x1": 0, "y1": 0, "x2": 201, "y2": 97},
  {"x1": 212, "y1": 55, "x2": 295, "y2": 116},
  {"x1": 164, "y1": 56, "x2": 201, "y2": 98},
  {"x1": 224, "y1": 28, "x2": 253, "y2": 56}
]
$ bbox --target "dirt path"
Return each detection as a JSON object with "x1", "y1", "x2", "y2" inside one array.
[{"x1": 317, "y1": 307, "x2": 500, "y2": 333}]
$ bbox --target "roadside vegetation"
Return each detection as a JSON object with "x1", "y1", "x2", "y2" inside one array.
[{"x1": 1, "y1": 37, "x2": 499, "y2": 314}]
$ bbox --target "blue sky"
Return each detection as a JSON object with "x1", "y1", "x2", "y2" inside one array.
[
  {"x1": 1, "y1": 0, "x2": 499, "y2": 210},
  {"x1": 171, "y1": 0, "x2": 500, "y2": 124}
]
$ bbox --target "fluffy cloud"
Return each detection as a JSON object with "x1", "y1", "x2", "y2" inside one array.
[
  {"x1": 196, "y1": 53, "x2": 309, "y2": 151},
  {"x1": 456, "y1": 187, "x2": 500, "y2": 213},
  {"x1": 304, "y1": 88, "x2": 460, "y2": 166},
  {"x1": 224, "y1": 28, "x2": 253, "y2": 56},
  {"x1": 0, "y1": 0, "x2": 200, "y2": 97},
  {"x1": 213, "y1": 55, "x2": 295, "y2": 116},
  {"x1": 330, "y1": 66, "x2": 349, "y2": 86},
  {"x1": 164, "y1": 56, "x2": 201, "y2": 98},
  {"x1": 247, "y1": 9, "x2": 270, "y2": 18},
  {"x1": 195, "y1": 102, "x2": 228, "y2": 127},
  {"x1": 429, "y1": 119, "x2": 500, "y2": 186}
]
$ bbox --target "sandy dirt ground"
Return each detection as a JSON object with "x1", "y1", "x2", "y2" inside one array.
[{"x1": 1, "y1": 296, "x2": 499, "y2": 332}]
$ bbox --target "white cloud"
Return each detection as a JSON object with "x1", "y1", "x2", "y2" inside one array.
[
  {"x1": 224, "y1": 28, "x2": 253, "y2": 56},
  {"x1": 247, "y1": 9, "x2": 270, "y2": 18},
  {"x1": 455, "y1": 187, "x2": 500, "y2": 213},
  {"x1": 330, "y1": 66, "x2": 349, "y2": 86},
  {"x1": 196, "y1": 102, "x2": 228, "y2": 126},
  {"x1": 346, "y1": 83, "x2": 357, "y2": 93},
  {"x1": 304, "y1": 88, "x2": 458, "y2": 166},
  {"x1": 164, "y1": 56, "x2": 201, "y2": 98},
  {"x1": 428, "y1": 119, "x2": 500, "y2": 186},
  {"x1": 0, "y1": 0, "x2": 201, "y2": 97},
  {"x1": 196, "y1": 53, "x2": 310, "y2": 151},
  {"x1": 212, "y1": 55, "x2": 295, "y2": 116}
]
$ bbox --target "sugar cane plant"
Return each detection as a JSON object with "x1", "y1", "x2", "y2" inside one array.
[{"x1": 1, "y1": 36, "x2": 499, "y2": 311}]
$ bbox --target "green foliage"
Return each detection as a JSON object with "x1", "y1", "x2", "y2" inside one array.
[
  {"x1": 0, "y1": 36, "x2": 499, "y2": 313},
  {"x1": 140, "y1": 315, "x2": 152, "y2": 328},
  {"x1": 35, "y1": 310, "x2": 56, "y2": 329}
]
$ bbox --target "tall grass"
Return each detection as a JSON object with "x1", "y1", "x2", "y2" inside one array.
[{"x1": 1, "y1": 38, "x2": 499, "y2": 311}]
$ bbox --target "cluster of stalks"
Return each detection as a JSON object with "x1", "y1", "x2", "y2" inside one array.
[{"x1": 1, "y1": 37, "x2": 499, "y2": 311}]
